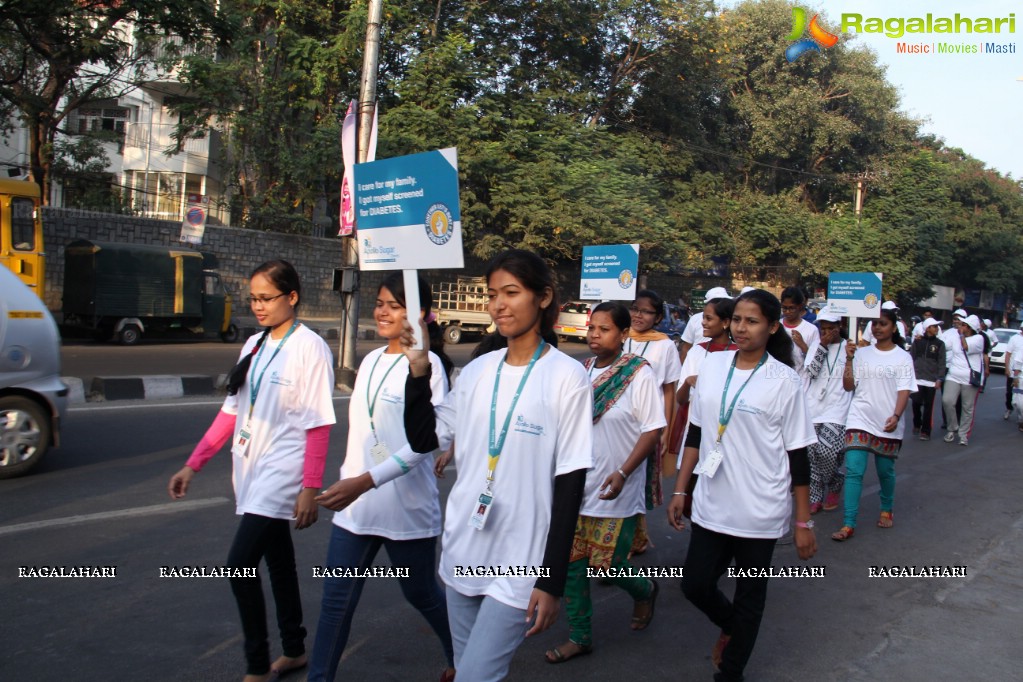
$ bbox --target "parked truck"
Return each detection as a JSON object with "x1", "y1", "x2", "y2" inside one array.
[
  {"x1": 433, "y1": 276, "x2": 494, "y2": 344},
  {"x1": 0, "y1": 179, "x2": 45, "y2": 298},
  {"x1": 61, "y1": 239, "x2": 238, "y2": 345}
]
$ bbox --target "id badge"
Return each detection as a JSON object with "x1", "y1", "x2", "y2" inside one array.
[
  {"x1": 468, "y1": 491, "x2": 494, "y2": 531},
  {"x1": 370, "y1": 441, "x2": 391, "y2": 465},
  {"x1": 232, "y1": 423, "x2": 253, "y2": 458},
  {"x1": 696, "y1": 444, "x2": 724, "y2": 478}
]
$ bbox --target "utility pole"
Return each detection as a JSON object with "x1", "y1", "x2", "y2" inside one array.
[{"x1": 337, "y1": 0, "x2": 384, "y2": 389}]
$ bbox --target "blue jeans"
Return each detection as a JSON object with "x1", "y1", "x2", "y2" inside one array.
[
  {"x1": 307, "y1": 525, "x2": 454, "y2": 682},
  {"x1": 446, "y1": 590, "x2": 528, "y2": 682}
]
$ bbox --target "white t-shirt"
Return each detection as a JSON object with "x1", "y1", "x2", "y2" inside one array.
[
  {"x1": 222, "y1": 326, "x2": 337, "y2": 519},
  {"x1": 580, "y1": 362, "x2": 666, "y2": 519},
  {"x1": 863, "y1": 320, "x2": 907, "y2": 344},
  {"x1": 333, "y1": 348, "x2": 447, "y2": 540},
  {"x1": 432, "y1": 347, "x2": 593, "y2": 610},
  {"x1": 1007, "y1": 333, "x2": 1023, "y2": 362},
  {"x1": 681, "y1": 313, "x2": 708, "y2": 346},
  {"x1": 781, "y1": 319, "x2": 819, "y2": 380},
  {"x1": 802, "y1": 340, "x2": 851, "y2": 425},
  {"x1": 945, "y1": 333, "x2": 986, "y2": 386},
  {"x1": 689, "y1": 351, "x2": 817, "y2": 539},
  {"x1": 624, "y1": 336, "x2": 681, "y2": 390},
  {"x1": 679, "y1": 343, "x2": 710, "y2": 387},
  {"x1": 844, "y1": 345, "x2": 917, "y2": 440}
]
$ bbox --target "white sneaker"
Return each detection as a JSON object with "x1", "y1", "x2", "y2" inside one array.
[
  {"x1": 1005, "y1": 410, "x2": 1012, "y2": 420},
  {"x1": 959, "y1": 435, "x2": 968, "y2": 446},
  {"x1": 943, "y1": 431, "x2": 956, "y2": 443}
]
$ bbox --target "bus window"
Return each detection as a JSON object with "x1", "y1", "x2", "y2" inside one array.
[{"x1": 11, "y1": 197, "x2": 35, "y2": 251}]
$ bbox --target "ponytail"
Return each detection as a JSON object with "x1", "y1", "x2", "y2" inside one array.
[{"x1": 226, "y1": 328, "x2": 270, "y2": 396}]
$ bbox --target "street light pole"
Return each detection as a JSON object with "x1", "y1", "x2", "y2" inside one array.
[{"x1": 337, "y1": 0, "x2": 384, "y2": 390}]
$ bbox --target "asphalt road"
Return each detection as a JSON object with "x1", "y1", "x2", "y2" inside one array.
[{"x1": 2, "y1": 385, "x2": 1022, "y2": 680}]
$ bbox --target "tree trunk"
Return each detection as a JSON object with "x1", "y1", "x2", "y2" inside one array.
[{"x1": 27, "y1": 113, "x2": 53, "y2": 206}]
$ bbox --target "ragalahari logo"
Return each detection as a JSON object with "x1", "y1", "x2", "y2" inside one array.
[{"x1": 786, "y1": 7, "x2": 839, "y2": 61}]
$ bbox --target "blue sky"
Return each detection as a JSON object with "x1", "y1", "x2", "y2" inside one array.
[{"x1": 724, "y1": 0, "x2": 1023, "y2": 179}]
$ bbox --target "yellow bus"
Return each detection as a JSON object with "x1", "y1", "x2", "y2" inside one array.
[{"x1": 0, "y1": 179, "x2": 45, "y2": 298}]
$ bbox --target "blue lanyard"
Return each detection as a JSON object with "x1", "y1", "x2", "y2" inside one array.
[
  {"x1": 366, "y1": 351, "x2": 405, "y2": 440},
  {"x1": 248, "y1": 321, "x2": 299, "y2": 417},
  {"x1": 717, "y1": 352, "x2": 768, "y2": 441},
  {"x1": 487, "y1": 340, "x2": 546, "y2": 483}
]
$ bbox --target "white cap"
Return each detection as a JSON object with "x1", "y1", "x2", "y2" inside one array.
[
  {"x1": 964, "y1": 315, "x2": 982, "y2": 332},
  {"x1": 953, "y1": 308, "x2": 968, "y2": 318},
  {"x1": 881, "y1": 300, "x2": 899, "y2": 311},
  {"x1": 739, "y1": 286, "x2": 756, "y2": 295},
  {"x1": 705, "y1": 286, "x2": 730, "y2": 300},
  {"x1": 816, "y1": 307, "x2": 842, "y2": 323},
  {"x1": 983, "y1": 318, "x2": 993, "y2": 327},
  {"x1": 921, "y1": 318, "x2": 942, "y2": 331}
]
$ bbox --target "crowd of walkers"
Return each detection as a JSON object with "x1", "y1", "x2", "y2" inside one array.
[{"x1": 166, "y1": 253, "x2": 1022, "y2": 682}]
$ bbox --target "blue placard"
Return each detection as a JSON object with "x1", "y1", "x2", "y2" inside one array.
[
  {"x1": 580, "y1": 244, "x2": 639, "y2": 300},
  {"x1": 353, "y1": 148, "x2": 464, "y2": 270},
  {"x1": 826, "y1": 272, "x2": 883, "y2": 318}
]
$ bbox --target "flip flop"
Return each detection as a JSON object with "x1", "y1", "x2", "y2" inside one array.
[
  {"x1": 544, "y1": 642, "x2": 593, "y2": 664},
  {"x1": 631, "y1": 580, "x2": 659, "y2": 630},
  {"x1": 831, "y1": 526, "x2": 855, "y2": 542},
  {"x1": 877, "y1": 511, "x2": 894, "y2": 528}
]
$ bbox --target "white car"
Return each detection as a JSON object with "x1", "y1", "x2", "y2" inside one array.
[
  {"x1": 989, "y1": 328, "x2": 1019, "y2": 372},
  {"x1": 554, "y1": 301, "x2": 593, "y2": 342}
]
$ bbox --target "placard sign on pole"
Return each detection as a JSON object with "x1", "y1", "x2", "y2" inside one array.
[
  {"x1": 827, "y1": 271, "x2": 883, "y2": 342},
  {"x1": 354, "y1": 148, "x2": 463, "y2": 348},
  {"x1": 580, "y1": 244, "x2": 639, "y2": 300}
]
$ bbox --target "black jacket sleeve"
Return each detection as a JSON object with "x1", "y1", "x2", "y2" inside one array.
[
  {"x1": 533, "y1": 468, "x2": 586, "y2": 597},
  {"x1": 404, "y1": 367, "x2": 440, "y2": 453}
]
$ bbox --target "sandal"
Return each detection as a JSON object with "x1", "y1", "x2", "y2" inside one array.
[
  {"x1": 823, "y1": 491, "x2": 840, "y2": 511},
  {"x1": 270, "y1": 654, "x2": 307, "y2": 676},
  {"x1": 831, "y1": 526, "x2": 855, "y2": 542},
  {"x1": 809, "y1": 502, "x2": 822, "y2": 515},
  {"x1": 711, "y1": 631, "x2": 731, "y2": 670},
  {"x1": 544, "y1": 642, "x2": 593, "y2": 664},
  {"x1": 877, "y1": 511, "x2": 894, "y2": 528},
  {"x1": 631, "y1": 580, "x2": 659, "y2": 630}
]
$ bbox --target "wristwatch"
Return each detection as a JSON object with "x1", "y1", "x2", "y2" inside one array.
[{"x1": 795, "y1": 520, "x2": 815, "y2": 530}]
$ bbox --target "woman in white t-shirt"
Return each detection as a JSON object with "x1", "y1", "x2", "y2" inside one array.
[
  {"x1": 307, "y1": 273, "x2": 455, "y2": 682},
  {"x1": 802, "y1": 309, "x2": 852, "y2": 514},
  {"x1": 668, "y1": 289, "x2": 818, "y2": 682},
  {"x1": 779, "y1": 286, "x2": 820, "y2": 381},
  {"x1": 832, "y1": 309, "x2": 916, "y2": 542},
  {"x1": 401, "y1": 249, "x2": 593, "y2": 682},
  {"x1": 544, "y1": 302, "x2": 665, "y2": 664},
  {"x1": 941, "y1": 315, "x2": 987, "y2": 446},
  {"x1": 168, "y1": 260, "x2": 336, "y2": 682},
  {"x1": 625, "y1": 289, "x2": 680, "y2": 554}
]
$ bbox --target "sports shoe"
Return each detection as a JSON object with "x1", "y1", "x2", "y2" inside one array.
[
  {"x1": 919, "y1": 433, "x2": 930, "y2": 441},
  {"x1": 959, "y1": 435, "x2": 968, "y2": 446},
  {"x1": 912, "y1": 426, "x2": 920, "y2": 435},
  {"x1": 1005, "y1": 410, "x2": 1012, "y2": 420},
  {"x1": 943, "y1": 431, "x2": 956, "y2": 443}
]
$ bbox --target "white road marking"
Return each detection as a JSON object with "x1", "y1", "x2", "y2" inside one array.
[{"x1": 0, "y1": 497, "x2": 231, "y2": 536}]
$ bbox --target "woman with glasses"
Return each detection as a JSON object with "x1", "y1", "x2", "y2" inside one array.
[
  {"x1": 779, "y1": 286, "x2": 819, "y2": 381},
  {"x1": 625, "y1": 289, "x2": 680, "y2": 555},
  {"x1": 308, "y1": 272, "x2": 455, "y2": 682},
  {"x1": 168, "y1": 260, "x2": 336, "y2": 682}
]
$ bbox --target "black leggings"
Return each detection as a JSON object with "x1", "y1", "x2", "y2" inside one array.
[{"x1": 226, "y1": 513, "x2": 306, "y2": 675}]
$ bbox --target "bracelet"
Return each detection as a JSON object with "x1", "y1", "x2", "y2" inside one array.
[
  {"x1": 893, "y1": 413, "x2": 902, "y2": 419},
  {"x1": 617, "y1": 468, "x2": 628, "y2": 479},
  {"x1": 672, "y1": 491, "x2": 688, "y2": 496}
]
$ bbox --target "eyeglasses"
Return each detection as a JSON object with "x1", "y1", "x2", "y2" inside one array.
[
  {"x1": 629, "y1": 306, "x2": 658, "y2": 316},
  {"x1": 248, "y1": 293, "x2": 287, "y2": 306},
  {"x1": 780, "y1": 305, "x2": 803, "y2": 313}
]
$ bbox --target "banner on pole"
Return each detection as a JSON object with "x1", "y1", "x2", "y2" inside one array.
[
  {"x1": 826, "y1": 272, "x2": 883, "y2": 318},
  {"x1": 580, "y1": 244, "x2": 639, "y2": 300},
  {"x1": 353, "y1": 148, "x2": 463, "y2": 270},
  {"x1": 179, "y1": 194, "x2": 209, "y2": 245}
]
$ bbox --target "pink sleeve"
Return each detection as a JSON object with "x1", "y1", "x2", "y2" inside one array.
[
  {"x1": 185, "y1": 410, "x2": 237, "y2": 472},
  {"x1": 302, "y1": 424, "x2": 332, "y2": 488}
]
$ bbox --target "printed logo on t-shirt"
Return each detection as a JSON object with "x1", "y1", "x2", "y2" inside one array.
[
  {"x1": 735, "y1": 398, "x2": 765, "y2": 416},
  {"x1": 269, "y1": 371, "x2": 294, "y2": 387},
  {"x1": 378, "y1": 386, "x2": 404, "y2": 405},
  {"x1": 513, "y1": 414, "x2": 545, "y2": 436}
]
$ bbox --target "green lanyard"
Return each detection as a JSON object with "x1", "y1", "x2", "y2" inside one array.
[
  {"x1": 717, "y1": 352, "x2": 768, "y2": 442},
  {"x1": 818, "y1": 344, "x2": 840, "y2": 382},
  {"x1": 366, "y1": 352, "x2": 405, "y2": 441},
  {"x1": 248, "y1": 320, "x2": 299, "y2": 418},
  {"x1": 487, "y1": 340, "x2": 546, "y2": 485},
  {"x1": 628, "y1": 338, "x2": 650, "y2": 357}
]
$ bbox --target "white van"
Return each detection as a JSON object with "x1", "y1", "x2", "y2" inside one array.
[{"x1": 0, "y1": 265, "x2": 68, "y2": 478}]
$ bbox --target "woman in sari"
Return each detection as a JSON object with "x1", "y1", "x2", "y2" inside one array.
[{"x1": 545, "y1": 302, "x2": 666, "y2": 663}]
